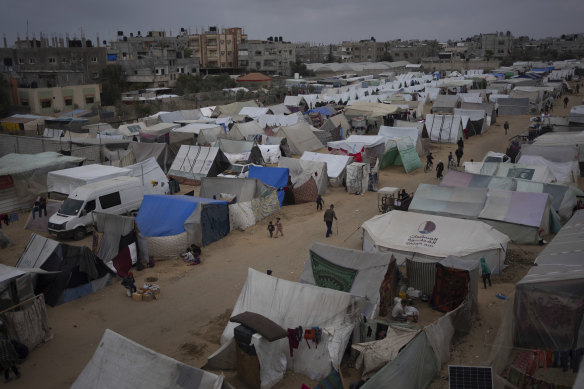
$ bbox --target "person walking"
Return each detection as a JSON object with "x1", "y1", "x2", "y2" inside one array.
[
  {"x1": 564, "y1": 96, "x2": 569, "y2": 108},
  {"x1": 504, "y1": 121, "x2": 509, "y2": 135},
  {"x1": 267, "y1": 221, "x2": 275, "y2": 238},
  {"x1": 480, "y1": 257, "x2": 492, "y2": 289},
  {"x1": 455, "y1": 147, "x2": 463, "y2": 167},
  {"x1": 436, "y1": 160, "x2": 445, "y2": 179},
  {"x1": 274, "y1": 217, "x2": 284, "y2": 238},
  {"x1": 316, "y1": 194, "x2": 324, "y2": 211},
  {"x1": 0, "y1": 337, "x2": 21, "y2": 383},
  {"x1": 324, "y1": 205, "x2": 338, "y2": 238},
  {"x1": 32, "y1": 198, "x2": 40, "y2": 220},
  {"x1": 457, "y1": 137, "x2": 464, "y2": 150}
]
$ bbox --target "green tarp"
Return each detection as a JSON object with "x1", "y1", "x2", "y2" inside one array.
[{"x1": 310, "y1": 251, "x2": 357, "y2": 292}]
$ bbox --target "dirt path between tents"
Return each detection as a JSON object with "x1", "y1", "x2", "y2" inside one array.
[{"x1": 1, "y1": 90, "x2": 583, "y2": 388}]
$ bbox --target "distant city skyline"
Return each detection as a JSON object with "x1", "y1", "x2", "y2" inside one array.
[{"x1": 1, "y1": 0, "x2": 583, "y2": 46}]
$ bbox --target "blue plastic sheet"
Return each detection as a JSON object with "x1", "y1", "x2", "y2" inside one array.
[
  {"x1": 248, "y1": 166, "x2": 289, "y2": 205},
  {"x1": 136, "y1": 195, "x2": 200, "y2": 237}
]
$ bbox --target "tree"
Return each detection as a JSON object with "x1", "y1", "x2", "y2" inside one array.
[
  {"x1": 289, "y1": 60, "x2": 314, "y2": 77},
  {"x1": 99, "y1": 65, "x2": 127, "y2": 106},
  {"x1": 0, "y1": 74, "x2": 12, "y2": 117},
  {"x1": 484, "y1": 50, "x2": 494, "y2": 62},
  {"x1": 379, "y1": 52, "x2": 394, "y2": 62}
]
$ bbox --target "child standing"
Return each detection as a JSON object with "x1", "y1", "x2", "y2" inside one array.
[
  {"x1": 274, "y1": 217, "x2": 283, "y2": 238},
  {"x1": 267, "y1": 221, "x2": 275, "y2": 238}
]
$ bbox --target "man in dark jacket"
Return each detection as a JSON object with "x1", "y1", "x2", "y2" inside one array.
[
  {"x1": 455, "y1": 147, "x2": 463, "y2": 167},
  {"x1": 436, "y1": 160, "x2": 445, "y2": 179},
  {"x1": 324, "y1": 205, "x2": 338, "y2": 238}
]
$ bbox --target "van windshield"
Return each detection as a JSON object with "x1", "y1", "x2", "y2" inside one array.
[{"x1": 58, "y1": 199, "x2": 84, "y2": 216}]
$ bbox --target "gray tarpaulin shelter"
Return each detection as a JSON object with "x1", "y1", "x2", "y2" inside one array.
[
  {"x1": 47, "y1": 164, "x2": 131, "y2": 195},
  {"x1": 299, "y1": 242, "x2": 397, "y2": 319},
  {"x1": 461, "y1": 101, "x2": 497, "y2": 124},
  {"x1": 425, "y1": 114, "x2": 463, "y2": 144},
  {"x1": 432, "y1": 95, "x2": 461, "y2": 114},
  {"x1": 301, "y1": 151, "x2": 353, "y2": 187},
  {"x1": 169, "y1": 145, "x2": 231, "y2": 183},
  {"x1": 497, "y1": 97, "x2": 530, "y2": 115},
  {"x1": 278, "y1": 157, "x2": 328, "y2": 200},
  {"x1": 453, "y1": 108, "x2": 488, "y2": 136},
  {"x1": 514, "y1": 209, "x2": 584, "y2": 351},
  {"x1": 215, "y1": 138, "x2": 264, "y2": 165},
  {"x1": 228, "y1": 120, "x2": 265, "y2": 141},
  {"x1": 274, "y1": 122, "x2": 324, "y2": 155},
  {"x1": 72, "y1": 329, "x2": 233, "y2": 389}
]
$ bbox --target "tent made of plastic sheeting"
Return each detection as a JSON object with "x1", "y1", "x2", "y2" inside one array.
[
  {"x1": 228, "y1": 121, "x2": 265, "y2": 141},
  {"x1": 273, "y1": 122, "x2": 324, "y2": 156},
  {"x1": 139, "y1": 122, "x2": 178, "y2": 142},
  {"x1": 479, "y1": 189, "x2": 554, "y2": 244},
  {"x1": 116, "y1": 122, "x2": 146, "y2": 139},
  {"x1": 169, "y1": 145, "x2": 231, "y2": 183},
  {"x1": 158, "y1": 111, "x2": 184, "y2": 123},
  {"x1": 169, "y1": 123, "x2": 223, "y2": 147},
  {"x1": 458, "y1": 92, "x2": 483, "y2": 104},
  {"x1": 517, "y1": 154, "x2": 579, "y2": 184},
  {"x1": 425, "y1": 114, "x2": 464, "y2": 144},
  {"x1": 215, "y1": 138, "x2": 264, "y2": 165},
  {"x1": 299, "y1": 242, "x2": 397, "y2": 319},
  {"x1": 47, "y1": 164, "x2": 131, "y2": 195},
  {"x1": 514, "y1": 210, "x2": 584, "y2": 351},
  {"x1": 16, "y1": 233, "x2": 114, "y2": 306},
  {"x1": 532, "y1": 131, "x2": 584, "y2": 162},
  {"x1": 362, "y1": 210, "x2": 509, "y2": 274},
  {"x1": 301, "y1": 151, "x2": 353, "y2": 187},
  {"x1": 461, "y1": 102, "x2": 497, "y2": 124},
  {"x1": 327, "y1": 135, "x2": 386, "y2": 165},
  {"x1": 409, "y1": 183, "x2": 488, "y2": 219},
  {"x1": 278, "y1": 157, "x2": 327, "y2": 201},
  {"x1": 346, "y1": 162, "x2": 371, "y2": 194},
  {"x1": 238, "y1": 106, "x2": 270, "y2": 119},
  {"x1": 320, "y1": 114, "x2": 350, "y2": 141},
  {"x1": 126, "y1": 157, "x2": 169, "y2": 195},
  {"x1": 257, "y1": 144, "x2": 281, "y2": 164},
  {"x1": 441, "y1": 170, "x2": 581, "y2": 224},
  {"x1": 213, "y1": 100, "x2": 259, "y2": 118},
  {"x1": 0, "y1": 152, "x2": 85, "y2": 214},
  {"x1": 206, "y1": 268, "x2": 362, "y2": 388},
  {"x1": 258, "y1": 112, "x2": 304, "y2": 128},
  {"x1": 431, "y1": 95, "x2": 461, "y2": 114},
  {"x1": 453, "y1": 108, "x2": 488, "y2": 136},
  {"x1": 378, "y1": 126, "x2": 422, "y2": 155},
  {"x1": 464, "y1": 161, "x2": 558, "y2": 183},
  {"x1": 264, "y1": 104, "x2": 291, "y2": 116},
  {"x1": 248, "y1": 166, "x2": 289, "y2": 205},
  {"x1": 497, "y1": 97, "x2": 530, "y2": 115},
  {"x1": 377, "y1": 127, "x2": 423, "y2": 173},
  {"x1": 198, "y1": 126, "x2": 227, "y2": 146},
  {"x1": 136, "y1": 195, "x2": 229, "y2": 249},
  {"x1": 73, "y1": 329, "x2": 232, "y2": 389},
  {"x1": 568, "y1": 105, "x2": 584, "y2": 125},
  {"x1": 283, "y1": 95, "x2": 305, "y2": 108},
  {"x1": 94, "y1": 212, "x2": 136, "y2": 275}
]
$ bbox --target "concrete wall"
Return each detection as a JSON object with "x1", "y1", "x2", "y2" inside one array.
[{"x1": 17, "y1": 84, "x2": 101, "y2": 115}]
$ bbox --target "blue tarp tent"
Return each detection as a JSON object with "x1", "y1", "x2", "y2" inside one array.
[
  {"x1": 249, "y1": 166, "x2": 289, "y2": 205},
  {"x1": 307, "y1": 107, "x2": 334, "y2": 116},
  {"x1": 136, "y1": 195, "x2": 229, "y2": 246}
]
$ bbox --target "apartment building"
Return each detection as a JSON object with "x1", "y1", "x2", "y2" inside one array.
[
  {"x1": 188, "y1": 27, "x2": 247, "y2": 72},
  {"x1": 480, "y1": 32, "x2": 513, "y2": 58},
  {"x1": 238, "y1": 39, "x2": 296, "y2": 76}
]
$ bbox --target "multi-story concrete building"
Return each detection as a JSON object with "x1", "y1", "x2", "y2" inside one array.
[
  {"x1": 15, "y1": 83, "x2": 101, "y2": 115},
  {"x1": 238, "y1": 39, "x2": 296, "y2": 76},
  {"x1": 106, "y1": 30, "x2": 199, "y2": 87},
  {"x1": 0, "y1": 36, "x2": 107, "y2": 88},
  {"x1": 188, "y1": 27, "x2": 247, "y2": 72},
  {"x1": 339, "y1": 40, "x2": 386, "y2": 62},
  {"x1": 480, "y1": 32, "x2": 513, "y2": 58},
  {"x1": 295, "y1": 43, "x2": 336, "y2": 63}
]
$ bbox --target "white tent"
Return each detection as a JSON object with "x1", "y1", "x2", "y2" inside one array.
[
  {"x1": 301, "y1": 151, "x2": 353, "y2": 186},
  {"x1": 346, "y1": 162, "x2": 371, "y2": 194},
  {"x1": 424, "y1": 114, "x2": 464, "y2": 144},
  {"x1": 453, "y1": 108, "x2": 488, "y2": 135},
  {"x1": 47, "y1": 164, "x2": 131, "y2": 195},
  {"x1": 517, "y1": 154, "x2": 578, "y2": 184},
  {"x1": 126, "y1": 157, "x2": 170, "y2": 195},
  {"x1": 73, "y1": 329, "x2": 231, "y2": 389},
  {"x1": 362, "y1": 210, "x2": 509, "y2": 274},
  {"x1": 206, "y1": 268, "x2": 361, "y2": 388},
  {"x1": 168, "y1": 145, "x2": 231, "y2": 181},
  {"x1": 278, "y1": 157, "x2": 328, "y2": 195},
  {"x1": 238, "y1": 107, "x2": 270, "y2": 119},
  {"x1": 258, "y1": 113, "x2": 304, "y2": 128},
  {"x1": 274, "y1": 122, "x2": 324, "y2": 155},
  {"x1": 229, "y1": 121, "x2": 264, "y2": 141},
  {"x1": 464, "y1": 161, "x2": 558, "y2": 183},
  {"x1": 378, "y1": 126, "x2": 423, "y2": 155}
]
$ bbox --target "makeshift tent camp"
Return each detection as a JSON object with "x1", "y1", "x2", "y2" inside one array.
[
  {"x1": 257, "y1": 143, "x2": 282, "y2": 164},
  {"x1": 199, "y1": 177, "x2": 280, "y2": 230},
  {"x1": 327, "y1": 135, "x2": 387, "y2": 165},
  {"x1": 169, "y1": 123, "x2": 223, "y2": 148},
  {"x1": 274, "y1": 122, "x2": 324, "y2": 155},
  {"x1": 215, "y1": 138, "x2": 264, "y2": 165},
  {"x1": 453, "y1": 108, "x2": 488, "y2": 136},
  {"x1": 114, "y1": 122, "x2": 147, "y2": 139},
  {"x1": 278, "y1": 157, "x2": 327, "y2": 202},
  {"x1": 94, "y1": 212, "x2": 137, "y2": 276},
  {"x1": 16, "y1": 233, "x2": 113, "y2": 306},
  {"x1": 319, "y1": 114, "x2": 351, "y2": 141},
  {"x1": 228, "y1": 121, "x2": 265, "y2": 141},
  {"x1": 248, "y1": 166, "x2": 290, "y2": 206},
  {"x1": 464, "y1": 161, "x2": 558, "y2": 183},
  {"x1": 213, "y1": 100, "x2": 259, "y2": 117},
  {"x1": 517, "y1": 154, "x2": 578, "y2": 184},
  {"x1": 72, "y1": 329, "x2": 232, "y2": 389},
  {"x1": 47, "y1": 164, "x2": 131, "y2": 195},
  {"x1": 258, "y1": 113, "x2": 304, "y2": 128},
  {"x1": 514, "y1": 209, "x2": 584, "y2": 351},
  {"x1": 126, "y1": 157, "x2": 169, "y2": 195},
  {"x1": 168, "y1": 145, "x2": 231, "y2": 183},
  {"x1": 206, "y1": 268, "x2": 362, "y2": 388},
  {"x1": 441, "y1": 170, "x2": 581, "y2": 224},
  {"x1": 377, "y1": 126, "x2": 423, "y2": 173},
  {"x1": 568, "y1": 105, "x2": 584, "y2": 125},
  {"x1": 361, "y1": 210, "x2": 509, "y2": 274},
  {"x1": 238, "y1": 107, "x2": 270, "y2": 119},
  {"x1": 301, "y1": 151, "x2": 353, "y2": 187},
  {"x1": 432, "y1": 95, "x2": 461, "y2": 114},
  {"x1": 497, "y1": 98, "x2": 530, "y2": 115},
  {"x1": 0, "y1": 152, "x2": 84, "y2": 214},
  {"x1": 299, "y1": 242, "x2": 397, "y2": 319},
  {"x1": 424, "y1": 114, "x2": 464, "y2": 144},
  {"x1": 136, "y1": 195, "x2": 229, "y2": 256},
  {"x1": 139, "y1": 122, "x2": 178, "y2": 142},
  {"x1": 409, "y1": 183, "x2": 488, "y2": 219},
  {"x1": 461, "y1": 102, "x2": 497, "y2": 124},
  {"x1": 346, "y1": 162, "x2": 371, "y2": 194}
]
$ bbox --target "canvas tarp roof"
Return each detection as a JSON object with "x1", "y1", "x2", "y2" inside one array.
[
  {"x1": 169, "y1": 145, "x2": 231, "y2": 181},
  {"x1": 115, "y1": 122, "x2": 146, "y2": 138},
  {"x1": 264, "y1": 104, "x2": 291, "y2": 115},
  {"x1": 517, "y1": 154, "x2": 579, "y2": 184},
  {"x1": 497, "y1": 98, "x2": 530, "y2": 115},
  {"x1": 206, "y1": 268, "x2": 361, "y2": 388},
  {"x1": 140, "y1": 122, "x2": 178, "y2": 138},
  {"x1": 278, "y1": 157, "x2": 327, "y2": 198},
  {"x1": 453, "y1": 108, "x2": 488, "y2": 135},
  {"x1": 213, "y1": 100, "x2": 259, "y2": 117},
  {"x1": 215, "y1": 138, "x2": 264, "y2": 165},
  {"x1": 249, "y1": 166, "x2": 289, "y2": 205},
  {"x1": 568, "y1": 105, "x2": 584, "y2": 124},
  {"x1": 532, "y1": 131, "x2": 584, "y2": 161},
  {"x1": 258, "y1": 113, "x2": 304, "y2": 128},
  {"x1": 464, "y1": 161, "x2": 558, "y2": 183},
  {"x1": 377, "y1": 126, "x2": 423, "y2": 173},
  {"x1": 362, "y1": 210, "x2": 509, "y2": 273},
  {"x1": 199, "y1": 177, "x2": 269, "y2": 202},
  {"x1": 47, "y1": 164, "x2": 131, "y2": 195},
  {"x1": 518, "y1": 143, "x2": 580, "y2": 164},
  {"x1": 238, "y1": 107, "x2": 270, "y2": 119},
  {"x1": 378, "y1": 126, "x2": 422, "y2": 155},
  {"x1": 424, "y1": 114, "x2": 463, "y2": 144},
  {"x1": 229, "y1": 121, "x2": 264, "y2": 141},
  {"x1": 432, "y1": 95, "x2": 461, "y2": 113},
  {"x1": 274, "y1": 122, "x2": 324, "y2": 155},
  {"x1": 327, "y1": 135, "x2": 386, "y2": 154},
  {"x1": 301, "y1": 151, "x2": 353, "y2": 186},
  {"x1": 257, "y1": 144, "x2": 281, "y2": 164},
  {"x1": 343, "y1": 102, "x2": 402, "y2": 118},
  {"x1": 126, "y1": 157, "x2": 169, "y2": 195},
  {"x1": 461, "y1": 102, "x2": 497, "y2": 124},
  {"x1": 514, "y1": 210, "x2": 584, "y2": 351},
  {"x1": 300, "y1": 242, "x2": 395, "y2": 319},
  {"x1": 72, "y1": 329, "x2": 231, "y2": 389},
  {"x1": 410, "y1": 184, "x2": 488, "y2": 219}
]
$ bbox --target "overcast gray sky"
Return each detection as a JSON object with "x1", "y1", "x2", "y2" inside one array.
[{"x1": 1, "y1": 0, "x2": 583, "y2": 46}]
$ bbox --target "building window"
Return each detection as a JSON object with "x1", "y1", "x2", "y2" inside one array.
[
  {"x1": 85, "y1": 95, "x2": 95, "y2": 104},
  {"x1": 48, "y1": 57, "x2": 57, "y2": 63},
  {"x1": 221, "y1": 51, "x2": 225, "y2": 56},
  {"x1": 122, "y1": 52, "x2": 127, "y2": 58},
  {"x1": 29, "y1": 58, "x2": 35, "y2": 64},
  {"x1": 18, "y1": 58, "x2": 24, "y2": 64},
  {"x1": 64, "y1": 97, "x2": 73, "y2": 106},
  {"x1": 91, "y1": 56, "x2": 97, "y2": 62},
  {"x1": 20, "y1": 99, "x2": 29, "y2": 106},
  {"x1": 40, "y1": 99, "x2": 52, "y2": 108}
]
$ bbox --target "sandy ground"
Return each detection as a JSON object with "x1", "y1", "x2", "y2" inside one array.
[{"x1": 1, "y1": 89, "x2": 582, "y2": 388}]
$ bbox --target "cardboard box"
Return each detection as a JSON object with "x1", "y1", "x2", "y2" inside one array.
[{"x1": 132, "y1": 292, "x2": 142, "y2": 301}]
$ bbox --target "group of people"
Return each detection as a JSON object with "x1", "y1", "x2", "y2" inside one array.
[
  {"x1": 267, "y1": 218, "x2": 284, "y2": 238},
  {"x1": 32, "y1": 196, "x2": 47, "y2": 220},
  {"x1": 391, "y1": 298, "x2": 419, "y2": 322},
  {"x1": 267, "y1": 196, "x2": 339, "y2": 239}
]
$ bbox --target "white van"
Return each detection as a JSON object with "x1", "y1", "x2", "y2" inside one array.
[{"x1": 48, "y1": 176, "x2": 144, "y2": 240}]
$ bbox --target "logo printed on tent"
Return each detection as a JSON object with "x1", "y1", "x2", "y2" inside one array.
[{"x1": 418, "y1": 221, "x2": 436, "y2": 234}]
